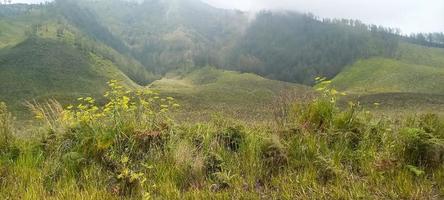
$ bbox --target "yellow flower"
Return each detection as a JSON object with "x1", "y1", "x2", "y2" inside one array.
[{"x1": 121, "y1": 156, "x2": 129, "y2": 164}]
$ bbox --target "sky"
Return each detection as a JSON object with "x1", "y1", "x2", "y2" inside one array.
[{"x1": 10, "y1": 0, "x2": 444, "y2": 34}]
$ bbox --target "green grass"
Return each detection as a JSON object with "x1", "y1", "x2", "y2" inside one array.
[
  {"x1": 149, "y1": 67, "x2": 312, "y2": 121},
  {"x1": 0, "y1": 16, "x2": 158, "y2": 118},
  {"x1": 1, "y1": 83, "x2": 444, "y2": 199},
  {"x1": 396, "y1": 42, "x2": 444, "y2": 68},
  {"x1": 332, "y1": 57, "x2": 444, "y2": 94},
  {"x1": 0, "y1": 19, "x2": 28, "y2": 48},
  {"x1": 0, "y1": 37, "x2": 137, "y2": 118},
  {"x1": 330, "y1": 43, "x2": 444, "y2": 114}
]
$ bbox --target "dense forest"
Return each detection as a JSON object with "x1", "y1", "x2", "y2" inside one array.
[{"x1": 227, "y1": 12, "x2": 400, "y2": 83}]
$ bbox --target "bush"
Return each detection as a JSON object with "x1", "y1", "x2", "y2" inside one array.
[
  {"x1": 205, "y1": 152, "x2": 223, "y2": 177},
  {"x1": 0, "y1": 102, "x2": 19, "y2": 161},
  {"x1": 216, "y1": 126, "x2": 245, "y2": 152},
  {"x1": 419, "y1": 113, "x2": 444, "y2": 138},
  {"x1": 27, "y1": 80, "x2": 179, "y2": 196},
  {"x1": 285, "y1": 78, "x2": 347, "y2": 133},
  {"x1": 402, "y1": 127, "x2": 444, "y2": 169},
  {"x1": 261, "y1": 136, "x2": 288, "y2": 175}
]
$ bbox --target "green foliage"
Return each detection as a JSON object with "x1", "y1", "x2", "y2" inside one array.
[
  {"x1": 260, "y1": 136, "x2": 288, "y2": 176},
  {"x1": 216, "y1": 126, "x2": 245, "y2": 152},
  {"x1": 29, "y1": 0, "x2": 421, "y2": 85},
  {"x1": 27, "y1": 80, "x2": 178, "y2": 196},
  {"x1": 0, "y1": 102, "x2": 19, "y2": 161},
  {"x1": 2, "y1": 84, "x2": 444, "y2": 199},
  {"x1": 401, "y1": 114, "x2": 444, "y2": 169},
  {"x1": 230, "y1": 12, "x2": 399, "y2": 84}
]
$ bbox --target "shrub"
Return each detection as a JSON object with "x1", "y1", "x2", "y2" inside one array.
[
  {"x1": 205, "y1": 152, "x2": 223, "y2": 177},
  {"x1": 261, "y1": 136, "x2": 288, "y2": 175},
  {"x1": 286, "y1": 77, "x2": 346, "y2": 133},
  {"x1": 27, "y1": 80, "x2": 179, "y2": 196},
  {"x1": 216, "y1": 126, "x2": 245, "y2": 152},
  {"x1": 0, "y1": 102, "x2": 19, "y2": 161},
  {"x1": 402, "y1": 127, "x2": 444, "y2": 169},
  {"x1": 419, "y1": 113, "x2": 444, "y2": 138}
]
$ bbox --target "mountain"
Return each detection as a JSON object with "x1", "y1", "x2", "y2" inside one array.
[
  {"x1": 0, "y1": 0, "x2": 444, "y2": 116},
  {"x1": 76, "y1": 0, "x2": 248, "y2": 74},
  {"x1": 61, "y1": 0, "x2": 415, "y2": 84}
]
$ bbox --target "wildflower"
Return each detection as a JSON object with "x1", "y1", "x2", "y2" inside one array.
[{"x1": 121, "y1": 156, "x2": 129, "y2": 164}]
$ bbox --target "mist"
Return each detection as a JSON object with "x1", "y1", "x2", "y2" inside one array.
[
  {"x1": 203, "y1": 0, "x2": 444, "y2": 34},
  {"x1": 8, "y1": 0, "x2": 444, "y2": 34}
]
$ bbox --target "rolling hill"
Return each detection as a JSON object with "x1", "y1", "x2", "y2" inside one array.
[
  {"x1": 149, "y1": 67, "x2": 312, "y2": 120},
  {"x1": 332, "y1": 43, "x2": 444, "y2": 94},
  {"x1": 0, "y1": 0, "x2": 444, "y2": 118},
  {"x1": 0, "y1": 37, "x2": 139, "y2": 116},
  {"x1": 331, "y1": 43, "x2": 444, "y2": 112},
  {"x1": 331, "y1": 57, "x2": 444, "y2": 94}
]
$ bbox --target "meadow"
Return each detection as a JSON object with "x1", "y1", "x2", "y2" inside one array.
[
  {"x1": 1, "y1": 79, "x2": 444, "y2": 199},
  {"x1": 1, "y1": 2, "x2": 444, "y2": 199}
]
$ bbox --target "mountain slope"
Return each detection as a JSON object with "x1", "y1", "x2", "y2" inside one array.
[
  {"x1": 332, "y1": 58, "x2": 444, "y2": 94},
  {"x1": 332, "y1": 43, "x2": 444, "y2": 94},
  {"x1": 0, "y1": 38, "x2": 112, "y2": 112},
  {"x1": 78, "y1": 0, "x2": 247, "y2": 74}
]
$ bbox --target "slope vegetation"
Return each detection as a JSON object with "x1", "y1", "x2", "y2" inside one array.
[
  {"x1": 0, "y1": 37, "x2": 136, "y2": 116},
  {"x1": 149, "y1": 67, "x2": 312, "y2": 120},
  {"x1": 332, "y1": 57, "x2": 444, "y2": 94},
  {"x1": 332, "y1": 43, "x2": 444, "y2": 112}
]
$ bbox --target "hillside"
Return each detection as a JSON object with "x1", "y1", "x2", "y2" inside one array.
[
  {"x1": 332, "y1": 57, "x2": 444, "y2": 94},
  {"x1": 57, "y1": 0, "x2": 405, "y2": 84},
  {"x1": 0, "y1": 3, "x2": 157, "y2": 116},
  {"x1": 330, "y1": 43, "x2": 444, "y2": 112},
  {"x1": 76, "y1": 0, "x2": 247, "y2": 74},
  {"x1": 0, "y1": 0, "x2": 444, "y2": 117},
  {"x1": 332, "y1": 43, "x2": 444, "y2": 94},
  {"x1": 149, "y1": 68, "x2": 312, "y2": 120},
  {"x1": 0, "y1": 37, "x2": 139, "y2": 116}
]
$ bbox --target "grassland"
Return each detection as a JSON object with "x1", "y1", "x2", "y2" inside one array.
[
  {"x1": 0, "y1": 18, "x2": 157, "y2": 118},
  {"x1": 0, "y1": 36, "x2": 146, "y2": 117},
  {"x1": 1, "y1": 4, "x2": 444, "y2": 200},
  {"x1": 149, "y1": 67, "x2": 313, "y2": 121},
  {"x1": 1, "y1": 81, "x2": 444, "y2": 199},
  {"x1": 332, "y1": 57, "x2": 444, "y2": 94},
  {"x1": 331, "y1": 43, "x2": 444, "y2": 114}
]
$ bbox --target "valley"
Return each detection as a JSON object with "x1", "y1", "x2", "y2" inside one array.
[{"x1": 1, "y1": 0, "x2": 444, "y2": 199}]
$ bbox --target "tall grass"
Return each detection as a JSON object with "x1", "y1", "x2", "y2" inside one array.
[{"x1": 0, "y1": 80, "x2": 444, "y2": 199}]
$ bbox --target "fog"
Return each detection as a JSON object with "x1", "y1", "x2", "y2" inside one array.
[{"x1": 9, "y1": 0, "x2": 444, "y2": 34}]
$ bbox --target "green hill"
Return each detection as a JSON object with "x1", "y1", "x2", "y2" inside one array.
[
  {"x1": 149, "y1": 67, "x2": 312, "y2": 120},
  {"x1": 331, "y1": 43, "x2": 444, "y2": 113},
  {"x1": 331, "y1": 57, "x2": 444, "y2": 94},
  {"x1": 332, "y1": 43, "x2": 444, "y2": 94},
  {"x1": 0, "y1": 37, "x2": 134, "y2": 115}
]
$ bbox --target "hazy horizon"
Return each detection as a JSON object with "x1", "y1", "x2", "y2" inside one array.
[{"x1": 8, "y1": 0, "x2": 444, "y2": 34}]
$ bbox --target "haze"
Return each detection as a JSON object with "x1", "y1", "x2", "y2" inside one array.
[{"x1": 10, "y1": 0, "x2": 444, "y2": 34}]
